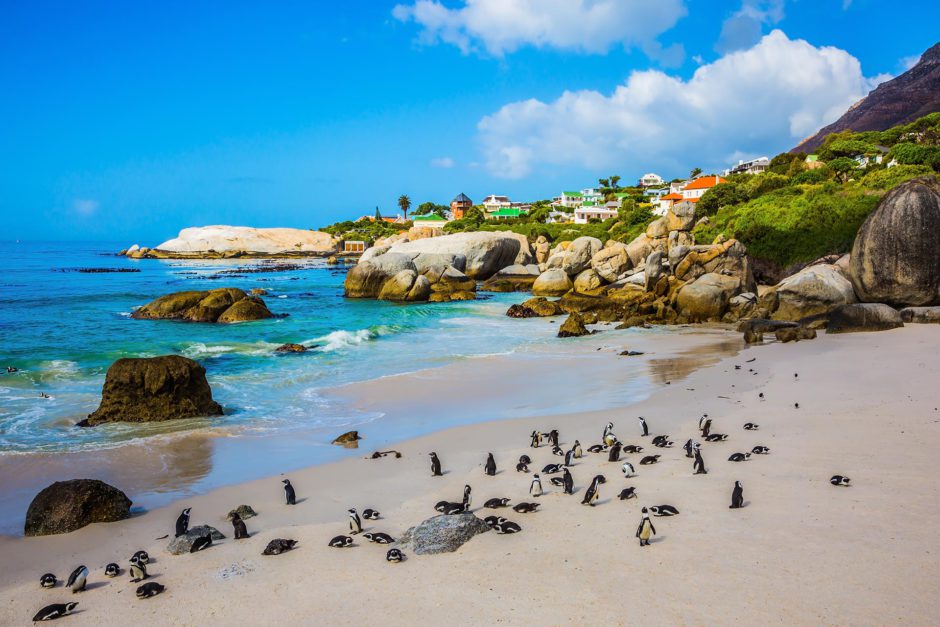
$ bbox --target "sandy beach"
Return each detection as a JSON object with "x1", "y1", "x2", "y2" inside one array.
[{"x1": 2, "y1": 324, "x2": 939, "y2": 625}]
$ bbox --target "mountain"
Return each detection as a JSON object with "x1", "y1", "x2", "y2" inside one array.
[{"x1": 792, "y1": 42, "x2": 940, "y2": 153}]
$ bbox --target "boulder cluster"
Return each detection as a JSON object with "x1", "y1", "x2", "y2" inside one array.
[{"x1": 131, "y1": 288, "x2": 274, "y2": 323}]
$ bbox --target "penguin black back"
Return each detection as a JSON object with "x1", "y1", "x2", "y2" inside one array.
[
  {"x1": 484, "y1": 453, "x2": 496, "y2": 476},
  {"x1": 282, "y1": 479, "x2": 296, "y2": 505},
  {"x1": 232, "y1": 513, "x2": 249, "y2": 539},
  {"x1": 429, "y1": 452, "x2": 443, "y2": 477},
  {"x1": 175, "y1": 507, "x2": 191, "y2": 537},
  {"x1": 730, "y1": 481, "x2": 744, "y2": 509},
  {"x1": 32, "y1": 602, "x2": 78, "y2": 622}
]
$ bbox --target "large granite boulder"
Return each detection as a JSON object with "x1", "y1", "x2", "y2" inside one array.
[
  {"x1": 900, "y1": 306, "x2": 940, "y2": 323},
  {"x1": 558, "y1": 313, "x2": 590, "y2": 337},
  {"x1": 775, "y1": 326, "x2": 817, "y2": 342},
  {"x1": 573, "y1": 269, "x2": 606, "y2": 295},
  {"x1": 674, "y1": 239, "x2": 755, "y2": 293},
  {"x1": 849, "y1": 177, "x2": 940, "y2": 306},
  {"x1": 532, "y1": 269, "x2": 573, "y2": 297},
  {"x1": 827, "y1": 303, "x2": 904, "y2": 333},
  {"x1": 666, "y1": 201, "x2": 696, "y2": 232},
  {"x1": 521, "y1": 297, "x2": 563, "y2": 317},
  {"x1": 378, "y1": 270, "x2": 431, "y2": 301},
  {"x1": 25, "y1": 479, "x2": 132, "y2": 536},
  {"x1": 149, "y1": 225, "x2": 337, "y2": 257},
  {"x1": 387, "y1": 232, "x2": 533, "y2": 280},
  {"x1": 765, "y1": 264, "x2": 858, "y2": 320},
  {"x1": 344, "y1": 253, "x2": 417, "y2": 298},
  {"x1": 81, "y1": 355, "x2": 223, "y2": 426},
  {"x1": 591, "y1": 243, "x2": 631, "y2": 282},
  {"x1": 644, "y1": 251, "x2": 665, "y2": 292},
  {"x1": 167, "y1": 525, "x2": 226, "y2": 554},
  {"x1": 625, "y1": 234, "x2": 655, "y2": 267},
  {"x1": 398, "y1": 512, "x2": 490, "y2": 555},
  {"x1": 676, "y1": 273, "x2": 742, "y2": 322},
  {"x1": 132, "y1": 288, "x2": 274, "y2": 323},
  {"x1": 561, "y1": 237, "x2": 603, "y2": 276}
]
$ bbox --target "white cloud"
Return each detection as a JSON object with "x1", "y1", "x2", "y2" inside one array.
[
  {"x1": 900, "y1": 54, "x2": 920, "y2": 70},
  {"x1": 392, "y1": 0, "x2": 687, "y2": 57},
  {"x1": 430, "y1": 156, "x2": 455, "y2": 168},
  {"x1": 72, "y1": 199, "x2": 99, "y2": 217},
  {"x1": 477, "y1": 30, "x2": 888, "y2": 179},
  {"x1": 715, "y1": 0, "x2": 785, "y2": 53}
]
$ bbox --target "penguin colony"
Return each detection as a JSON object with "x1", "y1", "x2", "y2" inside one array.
[{"x1": 27, "y1": 358, "x2": 852, "y2": 621}]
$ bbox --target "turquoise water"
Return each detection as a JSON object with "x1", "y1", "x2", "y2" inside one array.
[{"x1": 0, "y1": 240, "x2": 540, "y2": 454}]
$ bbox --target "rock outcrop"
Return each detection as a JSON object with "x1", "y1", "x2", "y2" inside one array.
[
  {"x1": 676, "y1": 273, "x2": 742, "y2": 322},
  {"x1": 849, "y1": 177, "x2": 940, "y2": 307},
  {"x1": 132, "y1": 288, "x2": 274, "y2": 323},
  {"x1": 532, "y1": 268, "x2": 573, "y2": 297},
  {"x1": 558, "y1": 313, "x2": 590, "y2": 337},
  {"x1": 167, "y1": 525, "x2": 226, "y2": 554},
  {"x1": 128, "y1": 226, "x2": 337, "y2": 258},
  {"x1": 561, "y1": 237, "x2": 603, "y2": 276},
  {"x1": 827, "y1": 303, "x2": 904, "y2": 333},
  {"x1": 397, "y1": 512, "x2": 490, "y2": 555},
  {"x1": 900, "y1": 306, "x2": 940, "y2": 323},
  {"x1": 25, "y1": 479, "x2": 132, "y2": 536},
  {"x1": 762, "y1": 264, "x2": 858, "y2": 320},
  {"x1": 386, "y1": 232, "x2": 533, "y2": 280},
  {"x1": 775, "y1": 326, "x2": 817, "y2": 343},
  {"x1": 81, "y1": 356, "x2": 223, "y2": 426}
]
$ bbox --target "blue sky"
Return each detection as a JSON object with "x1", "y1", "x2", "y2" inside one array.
[{"x1": 1, "y1": 0, "x2": 937, "y2": 243}]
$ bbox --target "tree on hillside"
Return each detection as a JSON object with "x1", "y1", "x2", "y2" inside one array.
[
  {"x1": 828, "y1": 157, "x2": 859, "y2": 183},
  {"x1": 374, "y1": 206, "x2": 382, "y2": 221},
  {"x1": 397, "y1": 195, "x2": 411, "y2": 220},
  {"x1": 610, "y1": 175, "x2": 621, "y2": 190},
  {"x1": 598, "y1": 178, "x2": 610, "y2": 189},
  {"x1": 689, "y1": 167, "x2": 702, "y2": 179}
]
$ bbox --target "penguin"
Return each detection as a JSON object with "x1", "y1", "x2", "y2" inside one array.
[
  {"x1": 32, "y1": 602, "x2": 78, "y2": 622},
  {"x1": 701, "y1": 419, "x2": 713, "y2": 437},
  {"x1": 743, "y1": 422, "x2": 759, "y2": 430},
  {"x1": 462, "y1": 484, "x2": 472, "y2": 510},
  {"x1": 530, "y1": 430, "x2": 542, "y2": 448},
  {"x1": 135, "y1": 582, "x2": 166, "y2": 598},
  {"x1": 730, "y1": 481, "x2": 744, "y2": 509},
  {"x1": 573, "y1": 440, "x2": 583, "y2": 458},
  {"x1": 607, "y1": 442, "x2": 622, "y2": 462},
  {"x1": 363, "y1": 532, "x2": 395, "y2": 544},
  {"x1": 362, "y1": 508, "x2": 381, "y2": 520},
  {"x1": 131, "y1": 550, "x2": 149, "y2": 565},
  {"x1": 636, "y1": 507, "x2": 656, "y2": 546},
  {"x1": 435, "y1": 500, "x2": 465, "y2": 515},
  {"x1": 562, "y1": 467, "x2": 574, "y2": 494},
  {"x1": 129, "y1": 557, "x2": 148, "y2": 583},
  {"x1": 795, "y1": 403, "x2": 800, "y2": 409},
  {"x1": 621, "y1": 461, "x2": 636, "y2": 477},
  {"x1": 551, "y1": 445, "x2": 564, "y2": 456},
  {"x1": 638, "y1": 416, "x2": 649, "y2": 437},
  {"x1": 603, "y1": 432, "x2": 618, "y2": 447},
  {"x1": 622, "y1": 444, "x2": 643, "y2": 454},
  {"x1": 104, "y1": 563, "x2": 120, "y2": 578},
  {"x1": 704, "y1": 434, "x2": 728, "y2": 442},
  {"x1": 698, "y1": 414, "x2": 709, "y2": 431},
  {"x1": 651, "y1": 435, "x2": 668, "y2": 446},
  {"x1": 65, "y1": 566, "x2": 88, "y2": 593},
  {"x1": 484, "y1": 497, "x2": 511, "y2": 509},
  {"x1": 693, "y1": 447, "x2": 707, "y2": 475},
  {"x1": 581, "y1": 475, "x2": 603, "y2": 506},
  {"x1": 683, "y1": 438, "x2": 695, "y2": 458},
  {"x1": 516, "y1": 462, "x2": 529, "y2": 473},
  {"x1": 548, "y1": 429, "x2": 560, "y2": 448},
  {"x1": 262, "y1": 538, "x2": 298, "y2": 555},
  {"x1": 519, "y1": 454, "x2": 532, "y2": 465},
  {"x1": 429, "y1": 452, "x2": 443, "y2": 477},
  {"x1": 564, "y1": 448, "x2": 575, "y2": 467},
  {"x1": 348, "y1": 508, "x2": 363, "y2": 535},
  {"x1": 484, "y1": 453, "x2": 497, "y2": 476},
  {"x1": 386, "y1": 548, "x2": 404, "y2": 563},
  {"x1": 654, "y1": 439, "x2": 675, "y2": 448},
  {"x1": 483, "y1": 515, "x2": 507, "y2": 527},
  {"x1": 602, "y1": 421, "x2": 614, "y2": 441},
  {"x1": 493, "y1": 521, "x2": 522, "y2": 534},
  {"x1": 190, "y1": 534, "x2": 212, "y2": 553},
  {"x1": 728, "y1": 452, "x2": 751, "y2": 462},
  {"x1": 649, "y1": 505, "x2": 679, "y2": 516},
  {"x1": 39, "y1": 573, "x2": 57, "y2": 588},
  {"x1": 232, "y1": 513, "x2": 249, "y2": 539},
  {"x1": 513, "y1": 502, "x2": 540, "y2": 513},
  {"x1": 752, "y1": 445, "x2": 770, "y2": 455},
  {"x1": 759, "y1": 392, "x2": 765, "y2": 400},
  {"x1": 586, "y1": 444, "x2": 606, "y2": 453},
  {"x1": 541, "y1": 463, "x2": 563, "y2": 474},
  {"x1": 639, "y1": 455, "x2": 660, "y2": 465},
  {"x1": 175, "y1": 507, "x2": 191, "y2": 537},
  {"x1": 328, "y1": 535, "x2": 354, "y2": 548},
  {"x1": 283, "y1": 479, "x2": 297, "y2": 505},
  {"x1": 618, "y1": 487, "x2": 637, "y2": 500},
  {"x1": 830, "y1": 475, "x2": 851, "y2": 486},
  {"x1": 529, "y1": 474, "x2": 543, "y2": 497}
]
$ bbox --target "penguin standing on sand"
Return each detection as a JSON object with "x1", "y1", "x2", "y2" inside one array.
[
  {"x1": 603, "y1": 422, "x2": 614, "y2": 441},
  {"x1": 581, "y1": 475, "x2": 603, "y2": 506},
  {"x1": 548, "y1": 430, "x2": 560, "y2": 448},
  {"x1": 429, "y1": 452, "x2": 443, "y2": 477},
  {"x1": 693, "y1": 446, "x2": 707, "y2": 475},
  {"x1": 65, "y1": 566, "x2": 88, "y2": 593},
  {"x1": 701, "y1": 419, "x2": 712, "y2": 438},
  {"x1": 636, "y1": 507, "x2": 656, "y2": 546},
  {"x1": 348, "y1": 508, "x2": 363, "y2": 534},
  {"x1": 530, "y1": 474, "x2": 543, "y2": 497},
  {"x1": 175, "y1": 507, "x2": 191, "y2": 537},
  {"x1": 129, "y1": 556, "x2": 148, "y2": 583},
  {"x1": 638, "y1": 416, "x2": 649, "y2": 437},
  {"x1": 484, "y1": 453, "x2": 497, "y2": 476},
  {"x1": 730, "y1": 481, "x2": 744, "y2": 509},
  {"x1": 607, "y1": 441, "x2": 622, "y2": 462},
  {"x1": 283, "y1": 479, "x2": 297, "y2": 505},
  {"x1": 462, "y1": 485, "x2": 472, "y2": 510},
  {"x1": 573, "y1": 440, "x2": 583, "y2": 458},
  {"x1": 232, "y1": 513, "x2": 249, "y2": 539},
  {"x1": 564, "y1": 448, "x2": 575, "y2": 467},
  {"x1": 530, "y1": 430, "x2": 542, "y2": 448},
  {"x1": 562, "y1": 467, "x2": 574, "y2": 495},
  {"x1": 683, "y1": 438, "x2": 694, "y2": 458}
]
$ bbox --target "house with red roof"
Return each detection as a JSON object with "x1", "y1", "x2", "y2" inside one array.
[{"x1": 681, "y1": 175, "x2": 726, "y2": 202}]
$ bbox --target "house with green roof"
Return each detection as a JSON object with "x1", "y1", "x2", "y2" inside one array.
[
  {"x1": 411, "y1": 213, "x2": 449, "y2": 228},
  {"x1": 485, "y1": 207, "x2": 528, "y2": 220}
]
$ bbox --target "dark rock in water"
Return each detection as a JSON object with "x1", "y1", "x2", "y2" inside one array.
[
  {"x1": 226, "y1": 505, "x2": 258, "y2": 521},
  {"x1": 262, "y1": 538, "x2": 298, "y2": 555},
  {"x1": 250, "y1": 288, "x2": 268, "y2": 295},
  {"x1": 132, "y1": 288, "x2": 274, "y2": 323},
  {"x1": 827, "y1": 303, "x2": 904, "y2": 334},
  {"x1": 80, "y1": 355, "x2": 222, "y2": 426},
  {"x1": 25, "y1": 479, "x2": 132, "y2": 536},
  {"x1": 558, "y1": 313, "x2": 590, "y2": 338},
  {"x1": 167, "y1": 525, "x2": 226, "y2": 555},
  {"x1": 397, "y1": 512, "x2": 490, "y2": 555},
  {"x1": 56, "y1": 267, "x2": 141, "y2": 273},
  {"x1": 506, "y1": 304, "x2": 539, "y2": 318},
  {"x1": 332, "y1": 430, "x2": 362, "y2": 447},
  {"x1": 619, "y1": 350, "x2": 644, "y2": 356},
  {"x1": 275, "y1": 343, "x2": 307, "y2": 353},
  {"x1": 900, "y1": 306, "x2": 940, "y2": 323},
  {"x1": 774, "y1": 326, "x2": 817, "y2": 343},
  {"x1": 849, "y1": 177, "x2": 940, "y2": 307}
]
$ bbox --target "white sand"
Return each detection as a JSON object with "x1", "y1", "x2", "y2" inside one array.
[{"x1": 2, "y1": 325, "x2": 939, "y2": 625}]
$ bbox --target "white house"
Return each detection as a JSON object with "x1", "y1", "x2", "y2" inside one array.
[
  {"x1": 581, "y1": 187, "x2": 603, "y2": 203},
  {"x1": 411, "y1": 214, "x2": 449, "y2": 229},
  {"x1": 724, "y1": 157, "x2": 770, "y2": 176},
  {"x1": 639, "y1": 173, "x2": 664, "y2": 187},
  {"x1": 669, "y1": 180, "x2": 688, "y2": 195},
  {"x1": 546, "y1": 209, "x2": 573, "y2": 224},
  {"x1": 482, "y1": 195, "x2": 512, "y2": 213},
  {"x1": 682, "y1": 175, "x2": 726, "y2": 201},
  {"x1": 574, "y1": 203, "x2": 618, "y2": 224}
]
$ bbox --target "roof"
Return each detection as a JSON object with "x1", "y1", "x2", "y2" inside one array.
[
  {"x1": 661, "y1": 192, "x2": 683, "y2": 200},
  {"x1": 452, "y1": 193, "x2": 472, "y2": 203},
  {"x1": 563, "y1": 191, "x2": 583, "y2": 197},
  {"x1": 684, "y1": 175, "x2": 726, "y2": 191},
  {"x1": 582, "y1": 201, "x2": 597, "y2": 207},
  {"x1": 489, "y1": 208, "x2": 524, "y2": 217},
  {"x1": 412, "y1": 214, "x2": 447, "y2": 222},
  {"x1": 682, "y1": 197, "x2": 699, "y2": 203}
]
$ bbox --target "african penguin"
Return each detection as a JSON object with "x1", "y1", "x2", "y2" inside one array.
[
  {"x1": 586, "y1": 444, "x2": 606, "y2": 453},
  {"x1": 484, "y1": 497, "x2": 511, "y2": 509},
  {"x1": 607, "y1": 442, "x2": 622, "y2": 462},
  {"x1": 541, "y1": 463, "x2": 563, "y2": 474},
  {"x1": 529, "y1": 474, "x2": 543, "y2": 497},
  {"x1": 639, "y1": 455, "x2": 660, "y2": 465},
  {"x1": 622, "y1": 462, "x2": 636, "y2": 477},
  {"x1": 530, "y1": 430, "x2": 542, "y2": 448},
  {"x1": 638, "y1": 416, "x2": 649, "y2": 437},
  {"x1": 328, "y1": 535, "x2": 354, "y2": 548},
  {"x1": 462, "y1": 484, "x2": 472, "y2": 510},
  {"x1": 104, "y1": 563, "x2": 120, "y2": 578},
  {"x1": 175, "y1": 507, "x2": 191, "y2": 537},
  {"x1": 704, "y1": 434, "x2": 728, "y2": 442},
  {"x1": 581, "y1": 475, "x2": 603, "y2": 506},
  {"x1": 693, "y1": 448, "x2": 707, "y2": 475},
  {"x1": 484, "y1": 453, "x2": 497, "y2": 476},
  {"x1": 232, "y1": 513, "x2": 249, "y2": 539},
  {"x1": 190, "y1": 534, "x2": 212, "y2": 553},
  {"x1": 752, "y1": 445, "x2": 770, "y2": 455},
  {"x1": 65, "y1": 566, "x2": 88, "y2": 593},
  {"x1": 129, "y1": 557, "x2": 147, "y2": 583},
  {"x1": 262, "y1": 538, "x2": 298, "y2": 555},
  {"x1": 564, "y1": 448, "x2": 575, "y2": 467},
  {"x1": 519, "y1": 454, "x2": 532, "y2": 465},
  {"x1": 562, "y1": 467, "x2": 574, "y2": 494},
  {"x1": 386, "y1": 548, "x2": 404, "y2": 562},
  {"x1": 493, "y1": 521, "x2": 522, "y2": 534},
  {"x1": 32, "y1": 602, "x2": 79, "y2": 622},
  {"x1": 429, "y1": 452, "x2": 443, "y2": 477},
  {"x1": 603, "y1": 432, "x2": 618, "y2": 447},
  {"x1": 552, "y1": 445, "x2": 564, "y2": 456},
  {"x1": 348, "y1": 508, "x2": 362, "y2": 534},
  {"x1": 636, "y1": 507, "x2": 656, "y2": 546},
  {"x1": 513, "y1": 502, "x2": 540, "y2": 513},
  {"x1": 39, "y1": 573, "x2": 57, "y2": 588},
  {"x1": 573, "y1": 440, "x2": 583, "y2": 458},
  {"x1": 516, "y1": 462, "x2": 529, "y2": 473},
  {"x1": 649, "y1": 505, "x2": 679, "y2": 516},
  {"x1": 701, "y1": 419, "x2": 713, "y2": 437},
  {"x1": 132, "y1": 550, "x2": 149, "y2": 565},
  {"x1": 618, "y1": 487, "x2": 637, "y2": 500},
  {"x1": 728, "y1": 452, "x2": 751, "y2": 462},
  {"x1": 603, "y1": 421, "x2": 614, "y2": 441},
  {"x1": 730, "y1": 481, "x2": 744, "y2": 509},
  {"x1": 743, "y1": 422, "x2": 759, "y2": 430},
  {"x1": 830, "y1": 475, "x2": 851, "y2": 486},
  {"x1": 136, "y1": 582, "x2": 165, "y2": 599},
  {"x1": 283, "y1": 479, "x2": 297, "y2": 505},
  {"x1": 622, "y1": 444, "x2": 643, "y2": 454},
  {"x1": 362, "y1": 508, "x2": 381, "y2": 520},
  {"x1": 548, "y1": 429, "x2": 560, "y2": 448},
  {"x1": 363, "y1": 532, "x2": 395, "y2": 544}
]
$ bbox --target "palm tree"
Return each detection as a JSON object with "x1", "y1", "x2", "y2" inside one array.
[
  {"x1": 374, "y1": 206, "x2": 382, "y2": 221},
  {"x1": 397, "y1": 195, "x2": 411, "y2": 220},
  {"x1": 598, "y1": 178, "x2": 610, "y2": 189},
  {"x1": 610, "y1": 175, "x2": 621, "y2": 190}
]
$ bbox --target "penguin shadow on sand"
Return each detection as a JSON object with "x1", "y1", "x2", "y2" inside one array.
[
  {"x1": 291, "y1": 497, "x2": 309, "y2": 505},
  {"x1": 648, "y1": 535, "x2": 667, "y2": 544}
]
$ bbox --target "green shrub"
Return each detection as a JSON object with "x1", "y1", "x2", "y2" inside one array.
[{"x1": 860, "y1": 164, "x2": 933, "y2": 190}]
